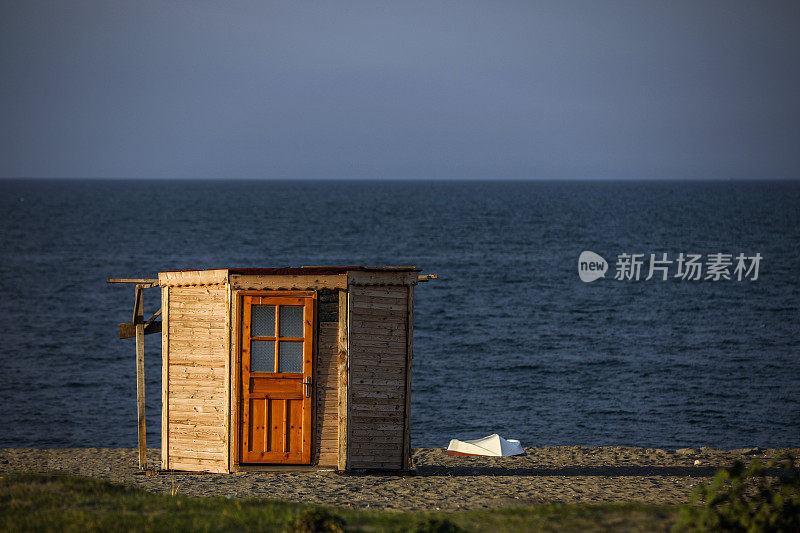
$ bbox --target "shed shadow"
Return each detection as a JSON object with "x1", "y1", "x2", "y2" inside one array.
[{"x1": 414, "y1": 464, "x2": 723, "y2": 478}]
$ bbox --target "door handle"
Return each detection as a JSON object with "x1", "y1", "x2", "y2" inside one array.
[{"x1": 301, "y1": 376, "x2": 312, "y2": 398}]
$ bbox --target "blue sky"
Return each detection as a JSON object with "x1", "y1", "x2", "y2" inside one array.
[{"x1": 1, "y1": 1, "x2": 798, "y2": 179}]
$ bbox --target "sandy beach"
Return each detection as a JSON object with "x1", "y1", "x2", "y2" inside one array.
[{"x1": 1, "y1": 446, "x2": 794, "y2": 511}]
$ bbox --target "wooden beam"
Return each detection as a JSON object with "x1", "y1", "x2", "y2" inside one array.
[
  {"x1": 108, "y1": 278, "x2": 159, "y2": 287},
  {"x1": 134, "y1": 285, "x2": 147, "y2": 470},
  {"x1": 144, "y1": 308, "x2": 162, "y2": 327},
  {"x1": 229, "y1": 273, "x2": 346, "y2": 291},
  {"x1": 132, "y1": 286, "x2": 142, "y2": 323},
  {"x1": 348, "y1": 271, "x2": 418, "y2": 286},
  {"x1": 119, "y1": 306, "x2": 162, "y2": 339},
  {"x1": 158, "y1": 269, "x2": 228, "y2": 287},
  {"x1": 118, "y1": 320, "x2": 161, "y2": 339},
  {"x1": 337, "y1": 289, "x2": 349, "y2": 472}
]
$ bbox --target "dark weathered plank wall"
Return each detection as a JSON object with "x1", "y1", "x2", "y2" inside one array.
[{"x1": 347, "y1": 285, "x2": 409, "y2": 469}]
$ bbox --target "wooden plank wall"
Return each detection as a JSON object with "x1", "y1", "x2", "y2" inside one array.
[
  {"x1": 315, "y1": 289, "x2": 339, "y2": 466},
  {"x1": 166, "y1": 286, "x2": 229, "y2": 473},
  {"x1": 347, "y1": 284, "x2": 409, "y2": 469}
]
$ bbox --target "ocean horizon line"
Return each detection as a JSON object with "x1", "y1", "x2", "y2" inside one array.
[{"x1": 2, "y1": 176, "x2": 799, "y2": 183}]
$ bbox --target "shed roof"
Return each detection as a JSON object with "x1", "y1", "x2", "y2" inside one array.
[
  {"x1": 161, "y1": 266, "x2": 419, "y2": 275},
  {"x1": 156, "y1": 266, "x2": 424, "y2": 288}
]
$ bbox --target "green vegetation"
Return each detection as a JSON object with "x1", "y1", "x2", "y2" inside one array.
[
  {"x1": 674, "y1": 455, "x2": 800, "y2": 532},
  {"x1": 287, "y1": 508, "x2": 345, "y2": 533},
  {"x1": 0, "y1": 472, "x2": 679, "y2": 532}
]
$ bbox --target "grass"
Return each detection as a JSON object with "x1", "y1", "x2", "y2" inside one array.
[{"x1": 0, "y1": 472, "x2": 679, "y2": 532}]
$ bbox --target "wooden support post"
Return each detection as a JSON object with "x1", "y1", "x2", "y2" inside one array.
[
  {"x1": 161, "y1": 286, "x2": 169, "y2": 471},
  {"x1": 230, "y1": 291, "x2": 241, "y2": 471},
  {"x1": 134, "y1": 285, "x2": 147, "y2": 470},
  {"x1": 223, "y1": 284, "x2": 232, "y2": 472},
  {"x1": 337, "y1": 289, "x2": 349, "y2": 472},
  {"x1": 402, "y1": 285, "x2": 414, "y2": 470}
]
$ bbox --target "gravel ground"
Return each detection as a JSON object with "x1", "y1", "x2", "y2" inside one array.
[{"x1": 1, "y1": 446, "x2": 794, "y2": 511}]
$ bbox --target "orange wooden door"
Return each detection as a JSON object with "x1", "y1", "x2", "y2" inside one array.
[{"x1": 241, "y1": 294, "x2": 314, "y2": 464}]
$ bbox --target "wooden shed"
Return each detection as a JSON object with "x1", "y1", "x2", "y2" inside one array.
[{"x1": 155, "y1": 266, "x2": 430, "y2": 473}]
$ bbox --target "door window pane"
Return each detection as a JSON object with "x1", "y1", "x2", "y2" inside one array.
[
  {"x1": 278, "y1": 341, "x2": 303, "y2": 373},
  {"x1": 279, "y1": 306, "x2": 304, "y2": 337},
  {"x1": 251, "y1": 341, "x2": 274, "y2": 372},
  {"x1": 251, "y1": 305, "x2": 275, "y2": 337}
]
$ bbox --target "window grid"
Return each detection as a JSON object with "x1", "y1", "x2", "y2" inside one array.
[{"x1": 249, "y1": 301, "x2": 306, "y2": 374}]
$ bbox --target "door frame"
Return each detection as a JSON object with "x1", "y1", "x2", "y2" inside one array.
[{"x1": 235, "y1": 290, "x2": 316, "y2": 465}]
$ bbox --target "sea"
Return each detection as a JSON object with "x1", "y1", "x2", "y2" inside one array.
[{"x1": 0, "y1": 179, "x2": 798, "y2": 450}]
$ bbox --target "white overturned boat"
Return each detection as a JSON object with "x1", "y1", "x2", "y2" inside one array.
[{"x1": 446, "y1": 433, "x2": 525, "y2": 457}]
